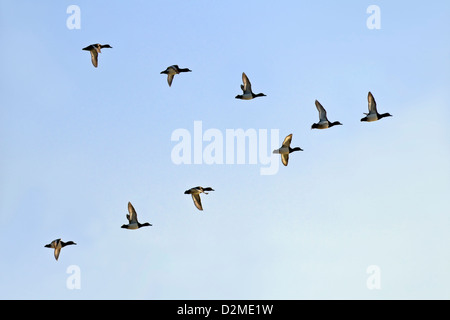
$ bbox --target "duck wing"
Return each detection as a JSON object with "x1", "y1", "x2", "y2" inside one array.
[
  {"x1": 90, "y1": 49, "x2": 98, "y2": 68},
  {"x1": 281, "y1": 153, "x2": 289, "y2": 166},
  {"x1": 368, "y1": 92, "x2": 378, "y2": 114},
  {"x1": 167, "y1": 74, "x2": 175, "y2": 87},
  {"x1": 54, "y1": 247, "x2": 61, "y2": 260},
  {"x1": 315, "y1": 100, "x2": 328, "y2": 121},
  {"x1": 128, "y1": 202, "x2": 138, "y2": 223},
  {"x1": 282, "y1": 134, "x2": 293, "y2": 148},
  {"x1": 191, "y1": 193, "x2": 203, "y2": 211},
  {"x1": 241, "y1": 72, "x2": 252, "y2": 94}
]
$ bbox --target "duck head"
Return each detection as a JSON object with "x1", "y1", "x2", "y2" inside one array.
[
  {"x1": 290, "y1": 147, "x2": 303, "y2": 153},
  {"x1": 330, "y1": 121, "x2": 343, "y2": 127},
  {"x1": 138, "y1": 222, "x2": 152, "y2": 228},
  {"x1": 254, "y1": 93, "x2": 266, "y2": 98}
]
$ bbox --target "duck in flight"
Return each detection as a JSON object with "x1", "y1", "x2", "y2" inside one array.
[
  {"x1": 44, "y1": 239, "x2": 76, "y2": 261},
  {"x1": 311, "y1": 100, "x2": 343, "y2": 129},
  {"x1": 82, "y1": 43, "x2": 112, "y2": 68},
  {"x1": 273, "y1": 134, "x2": 303, "y2": 166},
  {"x1": 184, "y1": 186, "x2": 214, "y2": 211},
  {"x1": 361, "y1": 92, "x2": 392, "y2": 122},
  {"x1": 121, "y1": 202, "x2": 152, "y2": 230},
  {"x1": 160, "y1": 65, "x2": 192, "y2": 87},
  {"x1": 235, "y1": 72, "x2": 266, "y2": 100}
]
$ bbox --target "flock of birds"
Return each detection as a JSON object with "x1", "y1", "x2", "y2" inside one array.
[{"x1": 45, "y1": 43, "x2": 392, "y2": 260}]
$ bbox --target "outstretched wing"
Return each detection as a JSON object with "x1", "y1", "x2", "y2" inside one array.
[
  {"x1": 54, "y1": 247, "x2": 61, "y2": 261},
  {"x1": 90, "y1": 50, "x2": 98, "y2": 68},
  {"x1": 167, "y1": 74, "x2": 175, "y2": 87},
  {"x1": 281, "y1": 154, "x2": 289, "y2": 166},
  {"x1": 368, "y1": 92, "x2": 378, "y2": 114},
  {"x1": 191, "y1": 194, "x2": 203, "y2": 211},
  {"x1": 128, "y1": 202, "x2": 138, "y2": 223},
  {"x1": 282, "y1": 134, "x2": 293, "y2": 148},
  {"x1": 315, "y1": 100, "x2": 328, "y2": 121},
  {"x1": 241, "y1": 72, "x2": 252, "y2": 93}
]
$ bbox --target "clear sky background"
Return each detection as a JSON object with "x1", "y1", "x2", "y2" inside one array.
[{"x1": 0, "y1": 0, "x2": 449, "y2": 299}]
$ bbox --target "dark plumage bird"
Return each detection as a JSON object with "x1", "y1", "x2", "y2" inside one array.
[
  {"x1": 235, "y1": 72, "x2": 266, "y2": 100},
  {"x1": 121, "y1": 202, "x2": 152, "y2": 230},
  {"x1": 311, "y1": 100, "x2": 343, "y2": 129},
  {"x1": 273, "y1": 134, "x2": 303, "y2": 166},
  {"x1": 82, "y1": 43, "x2": 112, "y2": 68},
  {"x1": 184, "y1": 186, "x2": 214, "y2": 211},
  {"x1": 160, "y1": 65, "x2": 192, "y2": 87},
  {"x1": 361, "y1": 92, "x2": 392, "y2": 122},
  {"x1": 44, "y1": 239, "x2": 76, "y2": 261}
]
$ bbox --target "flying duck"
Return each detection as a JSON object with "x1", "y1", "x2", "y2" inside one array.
[
  {"x1": 184, "y1": 186, "x2": 214, "y2": 211},
  {"x1": 160, "y1": 65, "x2": 192, "y2": 87},
  {"x1": 273, "y1": 134, "x2": 303, "y2": 166},
  {"x1": 311, "y1": 100, "x2": 343, "y2": 129},
  {"x1": 44, "y1": 239, "x2": 76, "y2": 261},
  {"x1": 235, "y1": 72, "x2": 266, "y2": 100},
  {"x1": 361, "y1": 92, "x2": 392, "y2": 122},
  {"x1": 82, "y1": 43, "x2": 112, "y2": 68},
  {"x1": 121, "y1": 202, "x2": 152, "y2": 230}
]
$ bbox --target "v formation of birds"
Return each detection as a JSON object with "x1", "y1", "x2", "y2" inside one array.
[{"x1": 45, "y1": 43, "x2": 392, "y2": 261}]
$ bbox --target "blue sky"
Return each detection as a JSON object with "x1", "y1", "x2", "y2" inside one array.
[{"x1": 0, "y1": 0, "x2": 449, "y2": 299}]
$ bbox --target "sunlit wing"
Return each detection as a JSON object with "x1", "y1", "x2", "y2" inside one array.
[
  {"x1": 167, "y1": 74, "x2": 174, "y2": 87},
  {"x1": 368, "y1": 92, "x2": 378, "y2": 114},
  {"x1": 192, "y1": 194, "x2": 203, "y2": 211},
  {"x1": 242, "y1": 72, "x2": 252, "y2": 93},
  {"x1": 282, "y1": 134, "x2": 293, "y2": 147},
  {"x1": 90, "y1": 50, "x2": 98, "y2": 68},
  {"x1": 281, "y1": 154, "x2": 289, "y2": 166},
  {"x1": 54, "y1": 247, "x2": 61, "y2": 261},
  {"x1": 128, "y1": 202, "x2": 138, "y2": 223}
]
